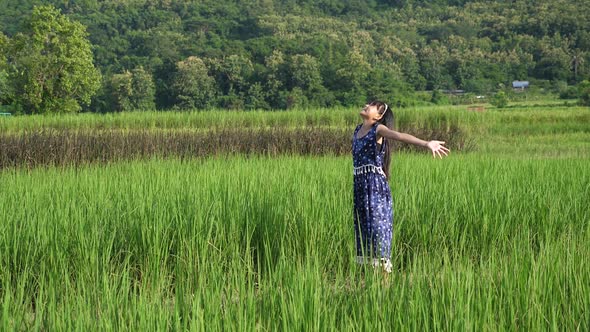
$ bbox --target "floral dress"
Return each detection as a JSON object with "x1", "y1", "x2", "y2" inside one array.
[{"x1": 352, "y1": 123, "x2": 393, "y2": 271}]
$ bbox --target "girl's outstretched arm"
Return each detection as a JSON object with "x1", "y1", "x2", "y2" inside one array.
[{"x1": 376, "y1": 124, "x2": 450, "y2": 159}]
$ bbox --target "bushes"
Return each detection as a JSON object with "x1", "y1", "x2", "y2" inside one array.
[
  {"x1": 106, "y1": 67, "x2": 156, "y2": 112},
  {"x1": 491, "y1": 91, "x2": 509, "y2": 108},
  {"x1": 578, "y1": 81, "x2": 590, "y2": 106},
  {"x1": 430, "y1": 90, "x2": 449, "y2": 105},
  {"x1": 559, "y1": 86, "x2": 580, "y2": 99}
]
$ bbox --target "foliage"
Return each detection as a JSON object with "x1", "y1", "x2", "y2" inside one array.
[
  {"x1": 107, "y1": 67, "x2": 155, "y2": 112},
  {"x1": 1, "y1": 1, "x2": 590, "y2": 111},
  {"x1": 3, "y1": 5, "x2": 101, "y2": 114},
  {"x1": 107, "y1": 71, "x2": 134, "y2": 112},
  {"x1": 0, "y1": 32, "x2": 11, "y2": 106},
  {"x1": 244, "y1": 82, "x2": 270, "y2": 110},
  {"x1": 430, "y1": 90, "x2": 449, "y2": 105},
  {"x1": 559, "y1": 85, "x2": 580, "y2": 99},
  {"x1": 172, "y1": 56, "x2": 216, "y2": 110},
  {"x1": 491, "y1": 91, "x2": 509, "y2": 108},
  {"x1": 129, "y1": 66, "x2": 156, "y2": 111},
  {"x1": 579, "y1": 80, "x2": 590, "y2": 106}
]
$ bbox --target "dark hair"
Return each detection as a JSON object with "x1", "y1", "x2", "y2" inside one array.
[{"x1": 368, "y1": 100, "x2": 394, "y2": 179}]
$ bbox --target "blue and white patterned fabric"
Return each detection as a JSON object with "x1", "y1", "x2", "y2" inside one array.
[{"x1": 352, "y1": 123, "x2": 393, "y2": 272}]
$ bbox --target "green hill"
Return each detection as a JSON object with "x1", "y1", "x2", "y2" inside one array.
[{"x1": 1, "y1": 0, "x2": 589, "y2": 111}]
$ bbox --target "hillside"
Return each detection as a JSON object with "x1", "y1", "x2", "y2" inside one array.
[{"x1": 1, "y1": 0, "x2": 589, "y2": 111}]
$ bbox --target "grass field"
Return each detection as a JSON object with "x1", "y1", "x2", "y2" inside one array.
[
  {"x1": 1, "y1": 101, "x2": 589, "y2": 330},
  {"x1": 0, "y1": 106, "x2": 476, "y2": 132}
]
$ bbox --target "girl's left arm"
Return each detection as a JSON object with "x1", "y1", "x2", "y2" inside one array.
[{"x1": 376, "y1": 124, "x2": 450, "y2": 158}]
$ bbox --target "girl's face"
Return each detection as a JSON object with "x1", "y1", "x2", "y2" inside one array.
[{"x1": 359, "y1": 104, "x2": 383, "y2": 122}]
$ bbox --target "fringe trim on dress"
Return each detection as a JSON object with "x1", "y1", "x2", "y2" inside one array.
[{"x1": 353, "y1": 164, "x2": 385, "y2": 177}]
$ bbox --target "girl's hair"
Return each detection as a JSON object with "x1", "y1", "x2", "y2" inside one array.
[{"x1": 368, "y1": 100, "x2": 394, "y2": 179}]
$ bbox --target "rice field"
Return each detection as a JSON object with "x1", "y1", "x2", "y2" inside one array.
[
  {"x1": 0, "y1": 106, "x2": 479, "y2": 132},
  {"x1": 1, "y1": 102, "x2": 589, "y2": 330}
]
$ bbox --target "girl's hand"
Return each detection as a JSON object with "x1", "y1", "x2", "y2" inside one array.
[{"x1": 426, "y1": 141, "x2": 450, "y2": 159}]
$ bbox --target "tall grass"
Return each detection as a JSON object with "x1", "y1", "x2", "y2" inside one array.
[
  {"x1": 0, "y1": 126, "x2": 470, "y2": 169},
  {"x1": 0, "y1": 103, "x2": 585, "y2": 134},
  {"x1": 1, "y1": 154, "x2": 588, "y2": 330},
  {"x1": 2, "y1": 103, "x2": 589, "y2": 164},
  {"x1": 0, "y1": 106, "x2": 481, "y2": 133}
]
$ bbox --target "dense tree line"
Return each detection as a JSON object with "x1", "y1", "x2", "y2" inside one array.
[{"x1": 0, "y1": 0, "x2": 589, "y2": 113}]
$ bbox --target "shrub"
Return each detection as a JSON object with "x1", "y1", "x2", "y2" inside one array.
[
  {"x1": 578, "y1": 81, "x2": 590, "y2": 106},
  {"x1": 559, "y1": 86, "x2": 579, "y2": 99},
  {"x1": 491, "y1": 91, "x2": 509, "y2": 108},
  {"x1": 430, "y1": 90, "x2": 449, "y2": 105}
]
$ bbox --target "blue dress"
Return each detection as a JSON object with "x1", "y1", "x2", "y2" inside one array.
[{"x1": 352, "y1": 123, "x2": 393, "y2": 263}]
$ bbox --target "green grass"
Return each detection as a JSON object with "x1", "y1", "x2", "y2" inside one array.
[
  {"x1": 1, "y1": 154, "x2": 588, "y2": 330},
  {"x1": 0, "y1": 106, "x2": 481, "y2": 132},
  {"x1": 1, "y1": 100, "x2": 589, "y2": 329},
  {"x1": 1, "y1": 102, "x2": 588, "y2": 151}
]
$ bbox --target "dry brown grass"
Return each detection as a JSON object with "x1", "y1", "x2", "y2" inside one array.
[{"x1": 0, "y1": 125, "x2": 472, "y2": 169}]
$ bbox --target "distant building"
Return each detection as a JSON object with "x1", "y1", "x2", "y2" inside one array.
[{"x1": 512, "y1": 81, "x2": 529, "y2": 90}]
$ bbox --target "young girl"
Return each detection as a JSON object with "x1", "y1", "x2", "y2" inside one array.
[{"x1": 352, "y1": 101, "x2": 449, "y2": 273}]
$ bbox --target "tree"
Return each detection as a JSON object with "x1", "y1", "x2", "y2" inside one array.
[
  {"x1": 0, "y1": 32, "x2": 12, "y2": 106},
  {"x1": 172, "y1": 56, "x2": 216, "y2": 110},
  {"x1": 579, "y1": 80, "x2": 590, "y2": 106},
  {"x1": 534, "y1": 35, "x2": 572, "y2": 82},
  {"x1": 335, "y1": 48, "x2": 370, "y2": 91},
  {"x1": 364, "y1": 62, "x2": 413, "y2": 107},
  {"x1": 335, "y1": 48, "x2": 371, "y2": 105},
  {"x1": 287, "y1": 54, "x2": 325, "y2": 106},
  {"x1": 107, "y1": 71, "x2": 134, "y2": 112},
  {"x1": 285, "y1": 87, "x2": 309, "y2": 109},
  {"x1": 418, "y1": 43, "x2": 451, "y2": 90},
  {"x1": 129, "y1": 66, "x2": 156, "y2": 111},
  {"x1": 208, "y1": 54, "x2": 253, "y2": 96},
  {"x1": 245, "y1": 82, "x2": 270, "y2": 110},
  {"x1": 570, "y1": 50, "x2": 585, "y2": 82},
  {"x1": 107, "y1": 66, "x2": 155, "y2": 112},
  {"x1": 206, "y1": 54, "x2": 253, "y2": 109},
  {"x1": 491, "y1": 90, "x2": 509, "y2": 108},
  {"x1": 264, "y1": 50, "x2": 288, "y2": 106},
  {"x1": 5, "y1": 5, "x2": 101, "y2": 114}
]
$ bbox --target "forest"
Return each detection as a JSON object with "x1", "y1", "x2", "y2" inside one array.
[{"x1": 0, "y1": 0, "x2": 589, "y2": 113}]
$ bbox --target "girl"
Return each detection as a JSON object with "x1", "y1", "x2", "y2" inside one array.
[{"x1": 352, "y1": 101, "x2": 449, "y2": 273}]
